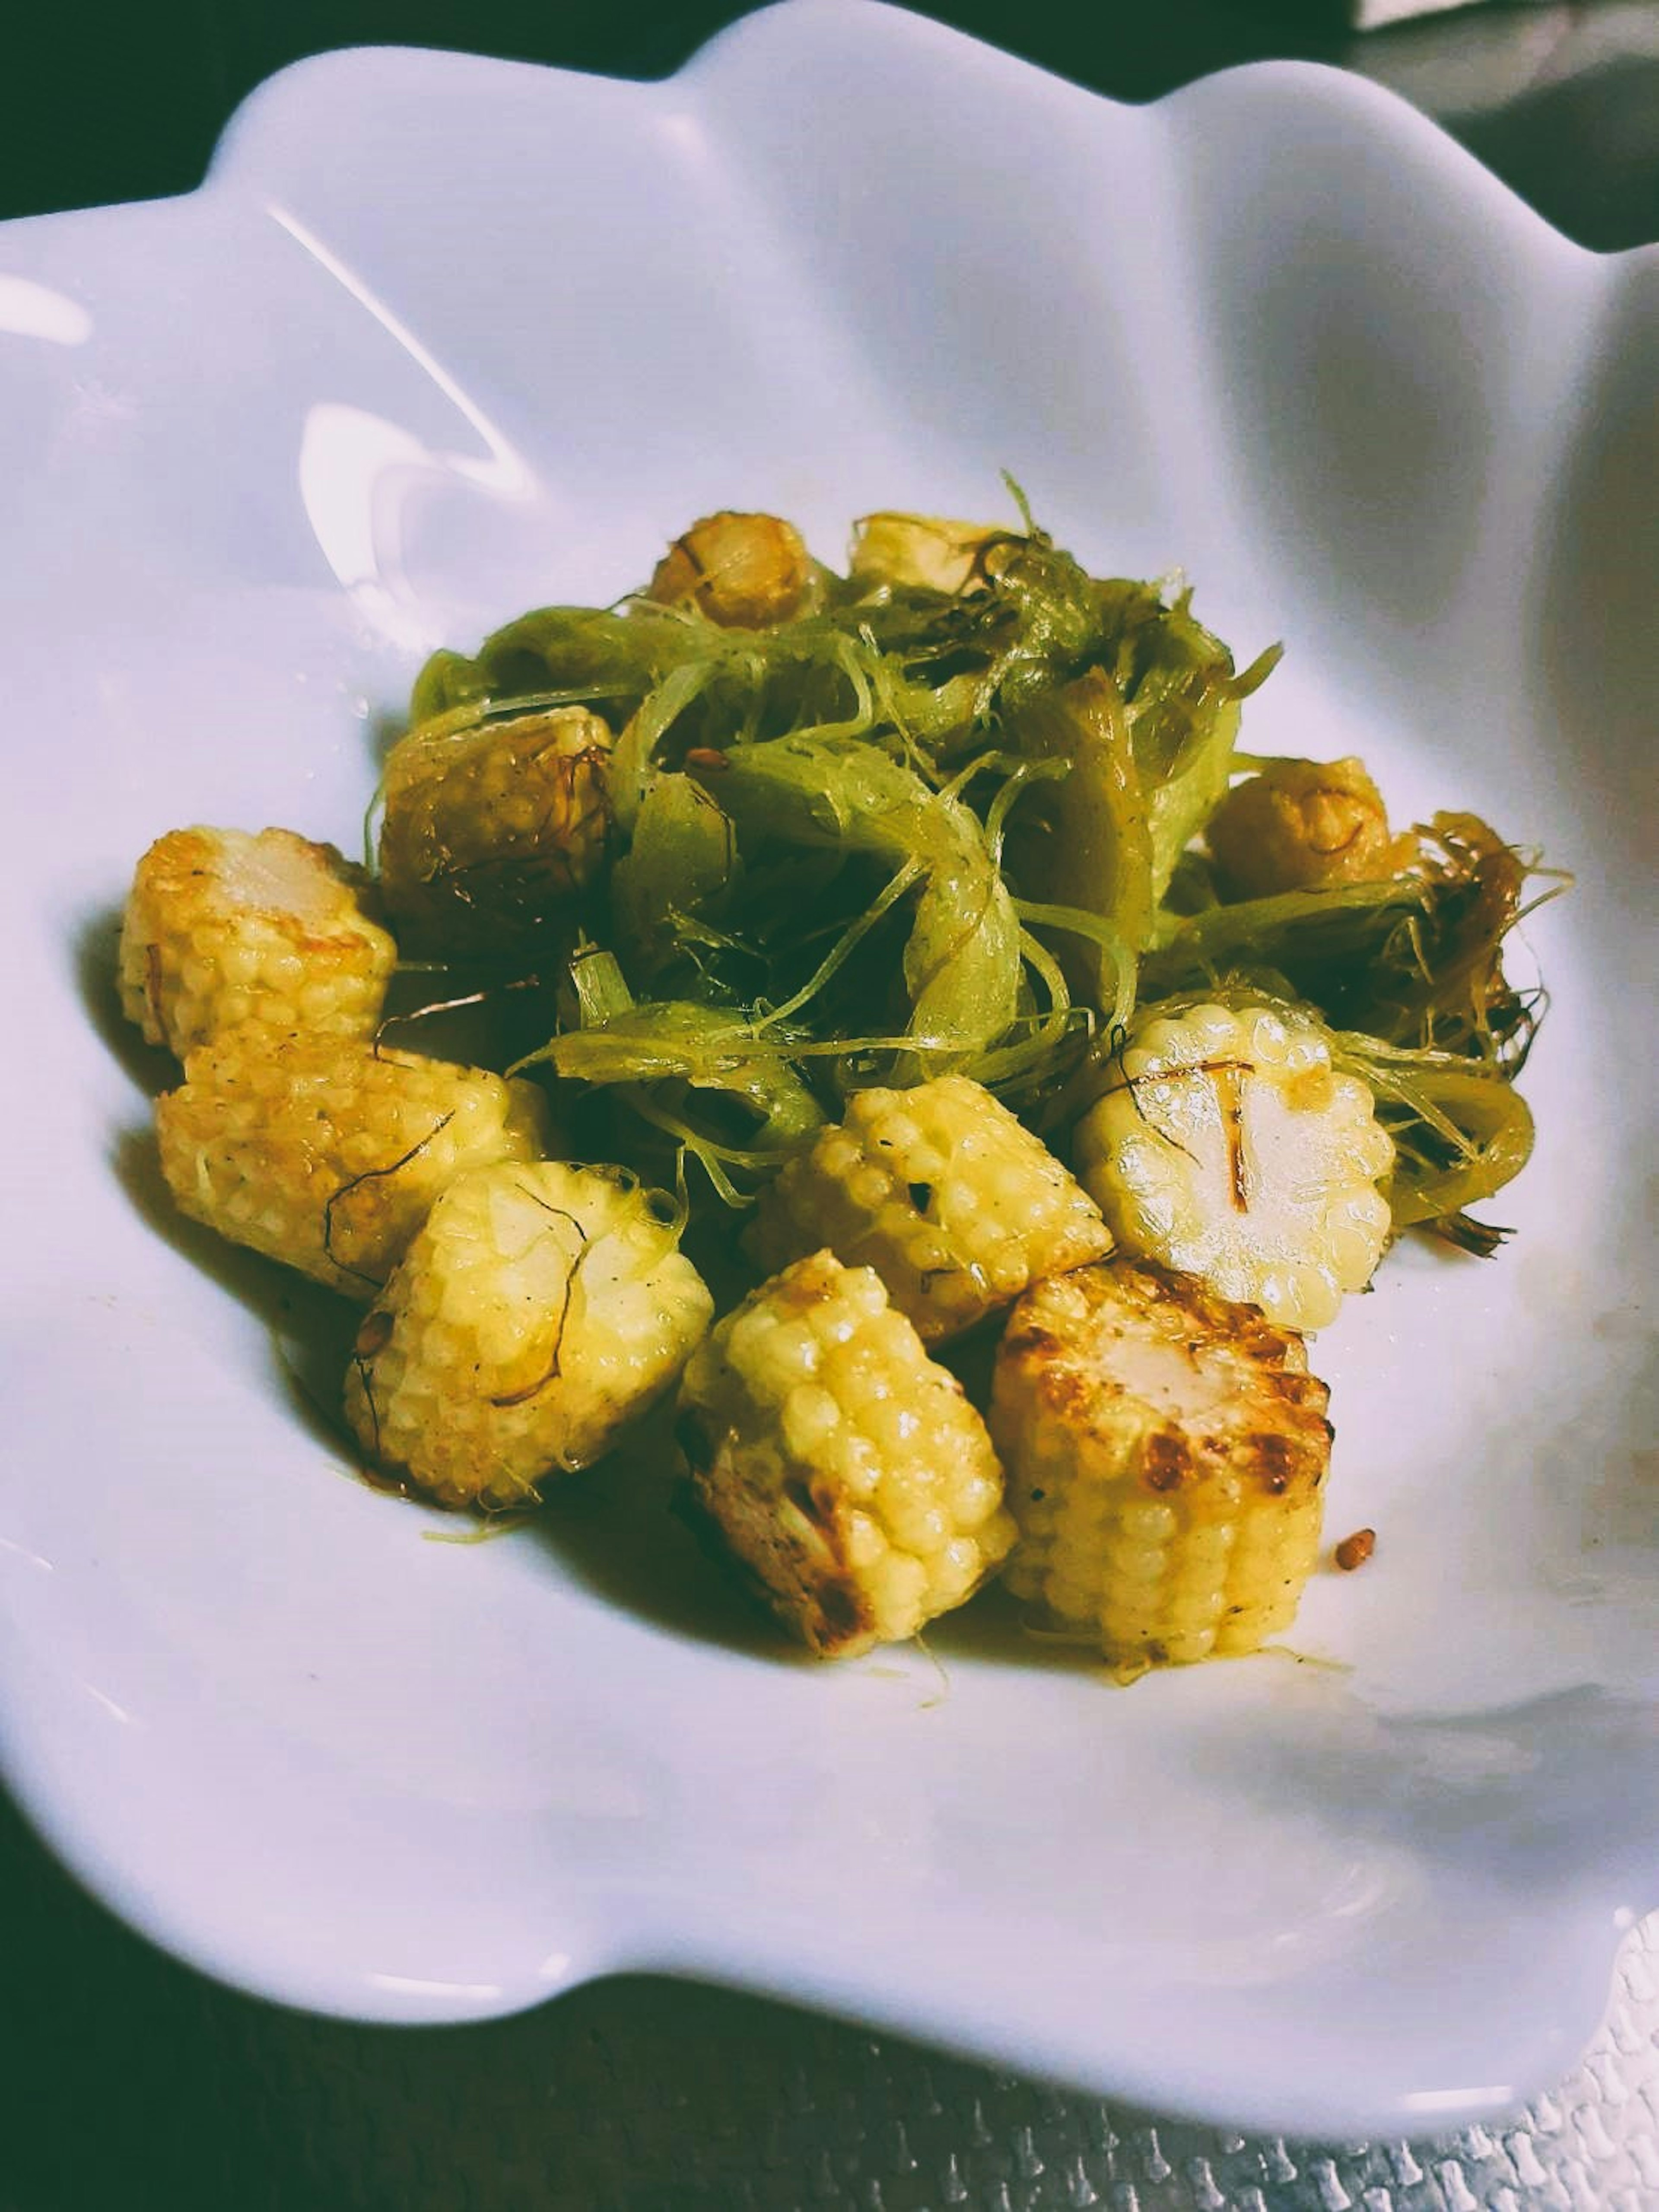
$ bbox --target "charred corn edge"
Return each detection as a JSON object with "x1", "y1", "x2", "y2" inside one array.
[
  {"x1": 117, "y1": 825, "x2": 397, "y2": 1054},
  {"x1": 991, "y1": 1258, "x2": 1332, "y2": 1667},
  {"x1": 677, "y1": 1249, "x2": 1014, "y2": 1658}
]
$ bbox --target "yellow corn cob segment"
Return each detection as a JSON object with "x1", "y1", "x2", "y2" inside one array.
[
  {"x1": 991, "y1": 1259, "x2": 1333, "y2": 1668},
  {"x1": 344, "y1": 1161, "x2": 714, "y2": 1509},
  {"x1": 155, "y1": 1031, "x2": 552, "y2": 1297},
  {"x1": 746, "y1": 1074, "x2": 1112, "y2": 1344},
  {"x1": 676, "y1": 1249, "x2": 1015, "y2": 1658},
  {"x1": 1074, "y1": 1001, "x2": 1394, "y2": 1332},
  {"x1": 378, "y1": 704, "x2": 613, "y2": 951},
  {"x1": 117, "y1": 825, "x2": 397, "y2": 1057}
]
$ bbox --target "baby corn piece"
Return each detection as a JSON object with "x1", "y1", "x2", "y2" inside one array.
[
  {"x1": 645, "y1": 511, "x2": 815, "y2": 628},
  {"x1": 118, "y1": 825, "x2": 397, "y2": 1057},
  {"x1": 676, "y1": 1250, "x2": 1015, "y2": 1658},
  {"x1": 1206, "y1": 755, "x2": 1417, "y2": 901},
  {"x1": 991, "y1": 1260, "x2": 1333, "y2": 1669},
  {"x1": 344, "y1": 1161, "x2": 714, "y2": 1509},
  {"x1": 155, "y1": 1032, "x2": 552, "y2": 1297},
  {"x1": 746, "y1": 1074, "x2": 1112, "y2": 1344},
  {"x1": 378, "y1": 704, "x2": 614, "y2": 951},
  {"x1": 1074, "y1": 1001, "x2": 1394, "y2": 1332}
]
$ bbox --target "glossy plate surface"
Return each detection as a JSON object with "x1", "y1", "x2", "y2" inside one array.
[{"x1": 0, "y1": 0, "x2": 1653, "y2": 2139}]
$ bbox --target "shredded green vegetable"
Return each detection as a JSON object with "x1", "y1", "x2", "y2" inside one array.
[{"x1": 395, "y1": 496, "x2": 1554, "y2": 1241}]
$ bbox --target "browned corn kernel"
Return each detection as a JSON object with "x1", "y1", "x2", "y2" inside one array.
[
  {"x1": 746, "y1": 1074, "x2": 1111, "y2": 1345},
  {"x1": 677, "y1": 1250, "x2": 1014, "y2": 1658},
  {"x1": 1333, "y1": 1527, "x2": 1376, "y2": 1571},
  {"x1": 378, "y1": 705, "x2": 613, "y2": 952},
  {"x1": 991, "y1": 1259, "x2": 1333, "y2": 1669},
  {"x1": 118, "y1": 825, "x2": 396, "y2": 1057},
  {"x1": 155, "y1": 1031, "x2": 551, "y2": 1296}
]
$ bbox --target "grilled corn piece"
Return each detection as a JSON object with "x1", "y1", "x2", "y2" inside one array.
[
  {"x1": 746, "y1": 1074, "x2": 1112, "y2": 1344},
  {"x1": 991, "y1": 1259, "x2": 1333, "y2": 1668},
  {"x1": 344, "y1": 1161, "x2": 713, "y2": 1508},
  {"x1": 645, "y1": 510, "x2": 815, "y2": 628},
  {"x1": 118, "y1": 825, "x2": 397, "y2": 1057},
  {"x1": 1074, "y1": 1001, "x2": 1393, "y2": 1332},
  {"x1": 156, "y1": 1031, "x2": 552, "y2": 1296},
  {"x1": 378, "y1": 704, "x2": 614, "y2": 952},
  {"x1": 1206, "y1": 755, "x2": 1417, "y2": 901},
  {"x1": 677, "y1": 1250, "x2": 1014, "y2": 1658}
]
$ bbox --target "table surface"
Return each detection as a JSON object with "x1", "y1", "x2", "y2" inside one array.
[
  {"x1": 2, "y1": 1779, "x2": 1656, "y2": 2211},
  {"x1": 2, "y1": 6, "x2": 1654, "y2": 2208}
]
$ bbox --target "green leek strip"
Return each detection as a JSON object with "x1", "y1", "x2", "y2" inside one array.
[
  {"x1": 1012, "y1": 899, "x2": 1136, "y2": 1034},
  {"x1": 1332, "y1": 1033, "x2": 1535, "y2": 1224},
  {"x1": 752, "y1": 857, "x2": 925, "y2": 1034},
  {"x1": 619, "y1": 1088, "x2": 753, "y2": 1209}
]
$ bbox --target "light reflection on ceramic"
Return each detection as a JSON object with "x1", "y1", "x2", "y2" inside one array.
[
  {"x1": 0, "y1": 0, "x2": 1652, "y2": 2140},
  {"x1": 0, "y1": 274, "x2": 92, "y2": 345},
  {"x1": 277, "y1": 201, "x2": 536, "y2": 649}
]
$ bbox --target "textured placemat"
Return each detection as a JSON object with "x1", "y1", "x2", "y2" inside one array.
[{"x1": 1, "y1": 1784, "x2": 1652, "y2": 2212}]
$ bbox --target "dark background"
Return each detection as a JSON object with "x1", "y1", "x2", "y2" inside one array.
[{"x1": 3, "y1": 0, "x2": 1656, "y2": 248}]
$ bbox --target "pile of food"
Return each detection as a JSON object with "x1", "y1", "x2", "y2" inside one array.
[{"x1": 115, "y1": 500, "x2": 1551, "y2": 1672}]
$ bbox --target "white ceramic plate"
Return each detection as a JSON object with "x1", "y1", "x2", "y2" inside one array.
[{"x1": 0, "y1": 0, "x2": 1653, "y2": 2140}]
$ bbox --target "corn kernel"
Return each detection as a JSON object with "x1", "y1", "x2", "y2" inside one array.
[
  {"x1": 1074, "y1": 1001, "x2": 1394, "y2": 1330},
  {"x1": 344, "y1": 1160, "x2": 712, "y2": 1508},
  {"x1": 378, "y1": 705, "x2": 613, "y2": 953}
]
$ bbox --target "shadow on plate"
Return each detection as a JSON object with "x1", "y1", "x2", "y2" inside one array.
[
  {"x1": 76, "y1": 901, "x2": 175, "y2": 1096},
  {"x1": 519, "y1": 1429, "x2": 808, "y2": 1665},
  {"x1": 521, "y1": 1436, "x2": 1109, "y2": 1678},
  {"x1": 79, "y1": 901, "x2": 379, "y2": 1475}
]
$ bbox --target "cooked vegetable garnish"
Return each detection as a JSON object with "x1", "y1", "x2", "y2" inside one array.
[
  {"x1": 712, "y1": 735, "x2": 1023, "y2": 1076},
  {"x1": 117, "y1": 493, "x2": 1560, "y2": 1671},
  {"x1": 991, "y1": 1260, "x2": 1332, "y2": 1668}
]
